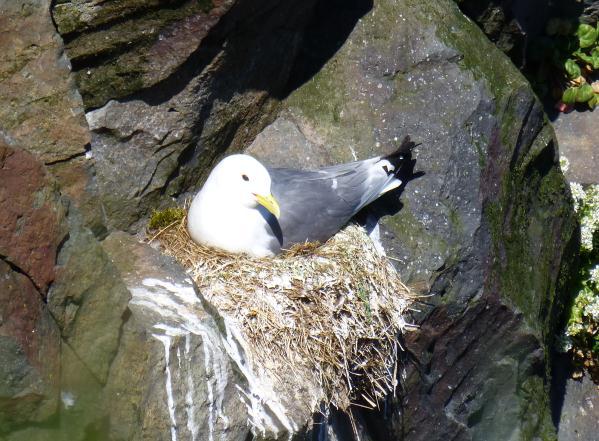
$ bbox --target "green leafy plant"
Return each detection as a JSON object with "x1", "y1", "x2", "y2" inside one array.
[
  {"x1": 560, "y1": 22, "x2": 599, "y2": 109},
  {"x1": 577, "y1": 23, "x2": 599, "y2": 48}
]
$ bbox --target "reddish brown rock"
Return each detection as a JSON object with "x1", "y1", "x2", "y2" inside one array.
[
  {"x1": 0, "y1": 259, "x2": 61, "y2": 431},
  {"x1": 0, "y1": 142, "x2": 67, "y2": 295}
]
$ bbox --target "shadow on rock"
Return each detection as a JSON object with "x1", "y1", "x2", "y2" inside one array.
[{"x1": 282, "y1": 0, "x2": 374, "y2": 98}]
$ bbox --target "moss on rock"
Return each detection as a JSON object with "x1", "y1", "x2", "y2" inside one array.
[
  {"x1": 416, "y1": 0, "x2": 529, "y2": 101},
  {"x1": 55, "y1": 0, "x2": 222, "y2": 109},
  {"x1": 148, "y1": 207, "x2": 186, "y2": 231}
]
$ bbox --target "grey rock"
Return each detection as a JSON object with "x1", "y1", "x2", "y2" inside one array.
[
  {"x1": 0, "y1": 0, "x2": 582, "y2": 439},
  {"x1": 247, "y1": 115, "x2": 334, "y2": 169},
  {"x1": 53, "y1": 0, "x2": 237, "y2": 108},
  {"x1": 553, "y1": 110, "x2": 599, "y2": 185},
  {"x1": 100, "y1": 232, "x2": 251, "y2": 441},
  {"x1": 0, "y1": 261, "x2": 60, "y2": 434},
  {"x1": 557, "y1": 375, "x2": 599, "y2": 441},
  {"x1": 100, "y1": 232, "x2": 325, "y2": 439},
  {"x1": 47, "y1": 209, "x2": 131, "y2": 384},
  {"x1": 0, "y1": 0, "x2": 89, "y2": 164},
  {"x1": 85, "y1": 99, "x2": 192, "y2": 231},
  {"x1": 550, "y1": 64, "x2": 599, "y2": 441},
  {"x1": 53, "y1": 0, "x2": 319, "y2": 232},
  {"x1": 0, "y1": 0, "x2": 104, "y2": 233}
]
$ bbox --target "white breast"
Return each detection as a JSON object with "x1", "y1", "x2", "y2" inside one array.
[{"x1": 187, "y1": 189, "x2": 279, "y2": 257}]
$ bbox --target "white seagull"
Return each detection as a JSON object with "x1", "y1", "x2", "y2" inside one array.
[{"x1": 187, "y1": 137, "x2": 416, "y2": 257}]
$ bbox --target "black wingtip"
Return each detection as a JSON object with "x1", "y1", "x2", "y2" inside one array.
[{"x1": 382, "y1": 136, "x2": 420, "y2": 170}]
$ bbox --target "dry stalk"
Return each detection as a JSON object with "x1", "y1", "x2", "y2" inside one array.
[{"x1": 149, "y1": 216, "x2": 415, "y2": 411}]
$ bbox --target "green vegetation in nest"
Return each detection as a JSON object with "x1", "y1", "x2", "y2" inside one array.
[{"x1": 148, "y1": 207, "x2": 186, "y2": 231}]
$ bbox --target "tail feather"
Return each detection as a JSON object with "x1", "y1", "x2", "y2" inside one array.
[
  {"x1": 381, "y1": 135, "x2": 418, "y2": 176},
  {"x1": 379, "y1": 178, "x2": 402, "y2": 195},
  {"x1": 372, "y1": 135, "x2": 418, "y2": 199}
]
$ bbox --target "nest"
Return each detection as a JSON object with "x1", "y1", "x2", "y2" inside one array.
[{"x1": 149, "y1": 215, "x2": 414, "y2": 411}]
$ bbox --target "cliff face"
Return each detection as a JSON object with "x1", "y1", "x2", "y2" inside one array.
[{"x1": 0, "y1": 0, "x2": 577, "y2": 440}]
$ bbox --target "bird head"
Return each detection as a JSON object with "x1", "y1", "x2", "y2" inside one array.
[{"x1": 206, "y1": 154, "x2": 280, "y2": 218}]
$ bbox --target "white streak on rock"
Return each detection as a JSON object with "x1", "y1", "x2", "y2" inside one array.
[
  {"x1": 61, "y1": 391, "x2": 76, "y2": 409},
  {"x1": 130, "y1": 277, "x2": 295, "y2": 439},
  {"x1": 202, "y1": 337, "x2": 215, "y2": 441},
  {"x1": 185, "y1": 334, "x2": 199, "y2": 441},
  {"x1": 153, "y1": 333, "x2": 178, "y2": 441},
  {"x1": 221, "y1": 318, "x2": 297, "y2": 436}
]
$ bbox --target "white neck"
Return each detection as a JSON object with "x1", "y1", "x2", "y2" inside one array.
[{"x1": 187, "y1": 188, "x2": 280, "y2": 257}]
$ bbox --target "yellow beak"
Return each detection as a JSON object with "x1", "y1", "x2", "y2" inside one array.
[{"x1": 255, "y1": 193, "x2": 280, "y2": 219}]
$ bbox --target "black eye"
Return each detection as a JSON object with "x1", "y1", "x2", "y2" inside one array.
[{"x1": 242, "y1": 174, "x2": 249, "y2": 181}]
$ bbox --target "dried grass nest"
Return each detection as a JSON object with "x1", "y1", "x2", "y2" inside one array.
[{"x1": 149, "y1": 212, "x2": 415, "y2": 410}]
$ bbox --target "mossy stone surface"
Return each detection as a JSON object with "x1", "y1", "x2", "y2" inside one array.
[
  {"x1": 0, "y1": 0, "x2": 90, "y2": 163},
  {"x1": 53, "y1": 0, "x2": 170, "y2": 35},
  {"x1": 55, "y1": 0, "x2": 230, "y2": 109},
  {"x1": 1, "y1": 0, "x2": 578, "y2": 438}
]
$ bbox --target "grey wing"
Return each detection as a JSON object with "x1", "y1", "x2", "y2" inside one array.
[{"x1": 268, "y1": 159, "x2": 393, "y2": 247}]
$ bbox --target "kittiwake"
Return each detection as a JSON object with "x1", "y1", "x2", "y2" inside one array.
[{"x1": 187, "y1": 137, "x2": 416, "y2": 257}]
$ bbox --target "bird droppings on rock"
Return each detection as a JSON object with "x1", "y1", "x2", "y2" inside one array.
[{"x1": 149, "y1": 214, "x2": 415, "y2": 412}]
